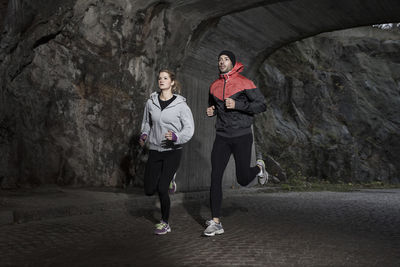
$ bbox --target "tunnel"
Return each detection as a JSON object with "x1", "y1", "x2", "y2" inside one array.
[{"x1": 0, "y1": 0, "x2": 399, "y2": 190}]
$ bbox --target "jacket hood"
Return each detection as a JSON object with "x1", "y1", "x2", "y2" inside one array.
[
  {"x1": 219, "y1": 62, "x2": 244, "y2": 79},
  {"x1": 150, "y1": 92, "x2": 186, "y2": 108}
]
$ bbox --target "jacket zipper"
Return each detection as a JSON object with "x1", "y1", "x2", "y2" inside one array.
[{"x1": 222, "y1": 77, "x2": 227, "y2": 100}]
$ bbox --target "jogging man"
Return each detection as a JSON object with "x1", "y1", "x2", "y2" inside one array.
[{"x1": 204, "y1": 50, "x2": 268, "y2": 236}]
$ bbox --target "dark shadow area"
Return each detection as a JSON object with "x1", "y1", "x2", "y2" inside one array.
[
  {"x1": 181, "y1": 189, "x2": 250, "y2": 231},
  {"x1": 182, "y1": 195, "x2": 209, "y2": 227},
  {"x1": 120, "y1": 134, "x2": 148, "y2": 189},
  {"x1": 221, "y1": 202, "x2": 249, "y2": 216},
  {"x1": 129, "y1": 207, "x2": 159, "y2": 224}
]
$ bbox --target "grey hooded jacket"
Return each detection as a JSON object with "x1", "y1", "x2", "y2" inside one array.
[{"x1": 141, "y1": 92, "x2": 195, "y2": 152}]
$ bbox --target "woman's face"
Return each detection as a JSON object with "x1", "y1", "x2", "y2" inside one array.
[{"x1": 158, "y1": 72, "x2": 174, "y2": 91}]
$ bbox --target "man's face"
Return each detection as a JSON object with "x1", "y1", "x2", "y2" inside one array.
[{"x1": 218, "y1": 55, "x2": 233, "y2": 73}]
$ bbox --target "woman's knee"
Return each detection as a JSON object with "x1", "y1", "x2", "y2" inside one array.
[
  {"x1": 157, "y1": 184, "x2": 169, "y2": 196},
  {"x1": 144, "y1": 188, "x2": 156, "y2": 196}
]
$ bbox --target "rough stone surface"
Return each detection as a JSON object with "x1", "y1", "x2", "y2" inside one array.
[
  {"x1": 1, "y1": 0, "x2": 156, "y2": 187},
  {"x1": 1, "y1": 1, "x2": 400, "y2": 190},
  {"x1": 255, "y1": 27, "x2": 400, "y2": 183}
]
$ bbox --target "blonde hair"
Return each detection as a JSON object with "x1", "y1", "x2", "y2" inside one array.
[{"x1": 159, "y1": 69, "x2": 181, "y2": 94}]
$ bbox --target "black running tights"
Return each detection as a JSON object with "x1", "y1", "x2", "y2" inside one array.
[
  {"x1": 144, "y1": 149, "x2": 182, "y2": 223},
  {"x1": 210, "y1": 133, "x2": 259, "y2": 218}
]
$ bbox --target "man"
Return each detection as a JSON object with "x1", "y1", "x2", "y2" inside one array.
[{"x1": 204, "y1": 50, "x2": 268, "y2": 236}]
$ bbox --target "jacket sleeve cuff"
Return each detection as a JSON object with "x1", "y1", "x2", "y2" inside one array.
[
  {"x1": 140, "y1": 133, "x2": 148, "y2": 141},
  {"x1": 171, "y1": 132, "x2": 178, "y2": 142}
]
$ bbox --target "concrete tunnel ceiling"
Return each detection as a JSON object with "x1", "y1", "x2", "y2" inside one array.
[{"x1": 174, "y1": 0, "x2": 400, "y2": 77}]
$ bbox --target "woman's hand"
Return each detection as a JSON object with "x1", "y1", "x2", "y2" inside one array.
[
  {"x1": 165, "y1": 130, "x2": 177, "y2": 141},
  {"x1": 139, "y1": 134, "x2": 147, "y2": 147}
]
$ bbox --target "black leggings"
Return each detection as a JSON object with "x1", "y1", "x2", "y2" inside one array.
[
  {"x1": 210, "y1": 133, "x2": 259, "y2": 218},
  {"x1": 144, "y1": 149, "x2": 182, "y2": 223}
]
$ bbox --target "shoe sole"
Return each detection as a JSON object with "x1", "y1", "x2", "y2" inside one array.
[
  {"x1": 204, "y1": 229, "x2": 224, "y2": 236},
  {"x1": 257, "y1": 160, "x2": 268, "y2": 185},
  {"x1": 258, "y1": 173, "x2": 268, "y2": 185},
  {"x1": 155, "y1": 229, "x2": 171, "y2": 235}
]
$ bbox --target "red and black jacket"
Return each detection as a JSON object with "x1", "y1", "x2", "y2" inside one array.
[{"x1": 209, "y1": 62, "x2": 266, "y2": 137}]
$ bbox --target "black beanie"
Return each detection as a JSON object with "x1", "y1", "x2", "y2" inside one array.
[{"x1": 218, "y1": 50, "x2": 236, "y2": 67}]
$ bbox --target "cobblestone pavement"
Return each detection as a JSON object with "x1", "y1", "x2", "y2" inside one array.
[{"x1": 1, "y1": 189, "x2": 400, "y2": 267}]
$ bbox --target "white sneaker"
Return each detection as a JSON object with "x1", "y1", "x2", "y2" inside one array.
[
  {"x1": 205, "y1": 219, "x2": 213, "y2": 226},
  {"x1": 204, "y1": 220, "x2": 224, "y2": 236},
  {"x1": 256, "y1": 159, "x2": 269, "y2": 185}
]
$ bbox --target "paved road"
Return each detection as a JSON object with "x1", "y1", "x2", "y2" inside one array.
[{"x1": 1, "y1": 189, "x2": 400, "y2": 266}]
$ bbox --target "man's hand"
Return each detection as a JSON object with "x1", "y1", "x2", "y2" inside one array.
[
  {"x1": 206, "y1": 105, "x2": 215, "y2": 117},
  {"x1": 225, "y1": 98, "x2": 235, "y2": 109}
]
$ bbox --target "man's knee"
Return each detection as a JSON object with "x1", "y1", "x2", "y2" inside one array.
[
  {"x1": 237, "y1": 180, "x2": 249, "y2": 187},
  {"x1": 236, "y1": 174, "x2": 251, "y2": 187}
]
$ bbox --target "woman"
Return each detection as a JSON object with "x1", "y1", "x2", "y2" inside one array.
[{"x1": 139, "y1": 69, "x2": 194, "y2": 235}]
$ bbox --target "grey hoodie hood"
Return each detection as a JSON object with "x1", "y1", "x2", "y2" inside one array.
[{"x1": 149, "y1": 92, "x2": 186, "y2": 108}]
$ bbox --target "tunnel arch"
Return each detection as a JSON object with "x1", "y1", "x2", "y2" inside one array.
[{"x1": 169, "y1": 0, "x2": 400, "y2": 191}]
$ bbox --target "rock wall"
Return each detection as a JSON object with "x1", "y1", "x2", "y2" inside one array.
[
  {"x1": 1, "y1": 0, "x2": 400, "y2": 189},
  {"x1": 0, "y1": 0, "x2": 169, "y2": 187},
  {"x1": 255, "y1": 27, "x2": 400, "y2": 183}
]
